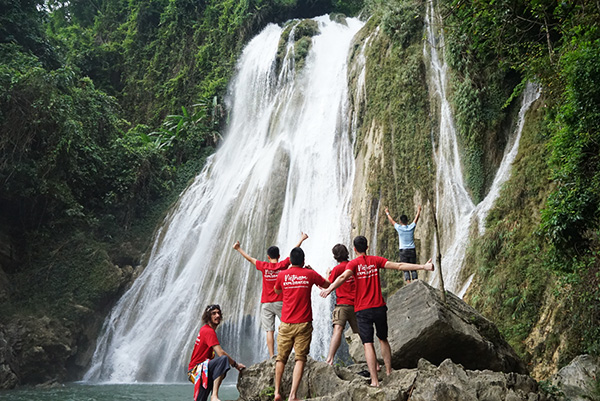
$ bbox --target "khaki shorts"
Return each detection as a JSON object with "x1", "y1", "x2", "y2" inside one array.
[
  {"x1": 332, "y1": 304, "x2": 359, "y2": 333},
  {"x1": 261, "y1": 301, "x2": 282, "y2": 332},
  {"x1": 276, "y1": 322, "x2": 313, "y2": 362}
]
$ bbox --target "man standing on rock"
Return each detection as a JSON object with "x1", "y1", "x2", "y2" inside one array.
[
  {"x1": 325, "y1": 243, "x2": 359, "y2": 365},
  {"x1": 273, "y1": 247, "x2": 330, "y2": 401},
  {"x1": 232, "y1": 232, "x2": 309, "y2": 358},
  {"x1": 320, "y1": 235, "x2": 434, "y2": 387},
  {"x1": 385, "y1": 205, "x2": 421, "y2": 283},
  {"x1": 187, "y1": 304, "x2": 246, "y2": 401}
]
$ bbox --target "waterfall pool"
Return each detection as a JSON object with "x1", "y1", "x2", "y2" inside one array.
[{"x1": 0, "y1": 382, "x2": 239, "y2": 401}]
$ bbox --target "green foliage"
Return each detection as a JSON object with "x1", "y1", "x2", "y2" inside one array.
[
  {"x1": 377, "y1": 0, "x2": 423, "y2": 49},
  {"x1": 464, "y1": 98, "x2": 553, "y2": 358},
  {"x1": 541, "y1": 39, "x2": 600, "y2": 262}
]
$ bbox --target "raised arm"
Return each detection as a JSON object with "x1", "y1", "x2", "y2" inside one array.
[
  {"x1": 294, "y1": 232, "x2": 309, "y2": 248},
  {"x1": 320, "y1": 269, "x2": 353, "y2": 298},
  {"x1": 233, "y1": 241, "x2": 257, "y2": 266},
  {"x1": 384, "y1": 258, "x2": 434, "y2": 271},
  {"x1": 413, "y1": 205, "x2": 422, "y2": 224},
  {"x1": 212, "y1": 344, "x2": 246, "y2": 371},
  {"x1": 384, "y1": 207, "x2": 396, "y2": 225}
]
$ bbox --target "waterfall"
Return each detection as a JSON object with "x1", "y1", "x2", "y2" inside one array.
[
  {"x1": 424, "y1": 1, "x2": 540, "y2": 296},
  {"x1": 84, "y1": 16, "x2": 365, "y2": 383}
]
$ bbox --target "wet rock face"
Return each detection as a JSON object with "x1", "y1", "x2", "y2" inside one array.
[
  {"x1": 0, "y1": 317, "x2": 75, "y2": 389},
  {"x1": 237, "y1": 356, "x2": 555, "y2": 401},
  {"x1": 347, "y1": 280, "x2": 527, "y2": 374}
]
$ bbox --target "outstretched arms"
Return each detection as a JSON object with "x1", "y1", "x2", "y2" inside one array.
[
  {"x1": 384, "y1": 207, "x2": 396, "y2": 225},
  {"x1": 232, "y1": 241, "x2": 257, "y2": 266},
  {"x1": 413, "y1": 205, "x2": 422, "y2": 224},
  {"x1": 384, "y1": 258, "x2": 434, "y2": 272},
  {"x1": 320, "y1": 269, "x2": 353, "y2": 298},
  {"x1": 294, "y1": 232, "x2": 309, "y2": 248},
  {"x1": 385, "y1": 205, "x2": 422, "y2": 225}
]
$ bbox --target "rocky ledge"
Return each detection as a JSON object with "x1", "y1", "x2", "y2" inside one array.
[{"x1": 238, "y1": 356, "x2": 554, "y2": 401}]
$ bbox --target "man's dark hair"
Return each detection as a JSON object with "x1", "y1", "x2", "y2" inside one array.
[
  {"x1": 290, "y1": 247, "x2": 305, "y2": 266},
  {"x1": 202, "y1": 304, "x2": 222, "y2": 324},
  {"x1": 267, "y1": 246, "x2": 280, "y2": 259},
  {"x1": 332, "y1": 244, "x2": 349, "y2": 262},
  {"x1": 353, "y1": 236, "x2": 368, "y2": 253},
  {"x1": 400, "y1": 214, "x2": 409, "y2": 225}
]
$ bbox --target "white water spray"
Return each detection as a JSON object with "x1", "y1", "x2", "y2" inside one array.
[
  {"x1": 84, "y1": 16, "x2": 364, "y2": 383},
  {"x1": 424, "y1": 1, "x2": 540, "y2": 296}
]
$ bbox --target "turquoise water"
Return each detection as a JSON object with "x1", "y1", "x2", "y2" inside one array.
[{"x1": 0, "y1": 383, "x2": 239, "y2": 400}]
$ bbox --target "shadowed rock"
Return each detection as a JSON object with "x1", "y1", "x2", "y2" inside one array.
[{"x1": 347, "y1": 280, "x2": 527, "y2": 374}]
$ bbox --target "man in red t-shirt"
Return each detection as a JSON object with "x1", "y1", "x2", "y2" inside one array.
[
  {"x1": 187, "y1": 304, "x2": 246, "y2": 401},
  {"x1": 273, "y1": 247, "x2": 330, "y2": 401},
  {"x1": 233, "y1": 232, "x2": 309, "y2": 358},
  {"x1": 320, "y1": 236, "x2": 434, "y2": 387},
  {"x1": 325, "y1": 243, "x2": 359, "y2": 365}
]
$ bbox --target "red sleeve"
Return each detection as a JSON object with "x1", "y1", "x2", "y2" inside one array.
[
  {"x1": 345, "y1": 259, "x2": 356, "y2": 274},
  {"x1": 312, "y1": 270, "x2": 327, "y2": 287},
  {"x1": 255, "y1": 260, "x2": 266, "y2": 273},
  {"x1": 205, "y1": 327, "x2": 219, "y2": 348},
  {"x1": 328, "y1": 269, "x2": 335, "y2": 282},
  {"x1": 376, "y1": 256, "x2": 388, "y2": 268},
  {"x1": 274, "y1": 271, "x2": 283, "y2": 291}
]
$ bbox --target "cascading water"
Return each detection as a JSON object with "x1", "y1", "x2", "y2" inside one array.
[
  {"x1": 424, "y1": 1, "x2": 540, "y2": 296},
  {"x1": 84, "y1": 16, "x2": 365, "y2": 383}
]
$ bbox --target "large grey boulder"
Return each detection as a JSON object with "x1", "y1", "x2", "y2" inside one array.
[
  {"x1": 237, "y1": 356, "x2": 554, "y2": 401},
  {"x1": 551, "y1": 354, "x2": 600, "y2": 401},
  {"x1": 347, "y1": 280, "x2": 527, "y2": 374}
]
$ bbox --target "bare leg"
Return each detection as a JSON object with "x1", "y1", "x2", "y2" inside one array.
[
  {"x1": 267, "y1": 330, "x2": 275, "y2": 358},
  {"x1": 363, "y1": 343, "x2": 380, "y2": 387},
  {"x1": 210, "y1": 374, "x2": 224, "y2": 401},
  {"x1": 288, "y1": 359, "x2": 306, "y2": 401},
  {"x1": 326, "y1": 325, "x2": 344, "y2": 365},
  {"x1": 380, "y1": 338, "x2": 392, "y2": 375},
  {"x1": 274, "y1": 360, "x2": 285, "y2": 401}
]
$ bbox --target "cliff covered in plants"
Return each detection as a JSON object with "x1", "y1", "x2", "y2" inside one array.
[{"x1": 354, "y1": 0, "x2": 600, "y2": 382}]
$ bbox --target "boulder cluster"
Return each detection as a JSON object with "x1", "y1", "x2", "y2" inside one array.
[{"x1": 236, "y1": 281, "x2": 598, "y2": 401}]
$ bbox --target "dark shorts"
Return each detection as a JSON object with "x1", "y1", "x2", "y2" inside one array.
[
  {"x1": 355, "y1": 305, "x2": 388, "y2": 344},
  {"x1": 193, "y1": 355, "x2": 231, "y2": 401},
  {"x1": 399, "y1": 248, "x2": 418, "y2": 281}
]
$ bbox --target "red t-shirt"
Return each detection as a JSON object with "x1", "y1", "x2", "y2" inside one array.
[
  {"x1": 188, "y1": 324, "x2": 219, "y2": 371},
  {"x1": 274, "y1": 266, "x2": 328, "y2": 324},
  {"x1": 328, "y1": 261, "x2": 355, "y2": 306},
  {"x1": 255, "y1": 257, "x2": 291, "y2": 303},
  {"x1": 345, "y1": 255, "x2": 388, "y2": 312}
]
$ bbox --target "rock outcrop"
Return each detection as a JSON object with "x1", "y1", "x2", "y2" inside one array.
[
  {"x1": 237, "y1": 356, "x2": 555, "y2": 401},
  {"x1": 550, "y1": 354, "x2": 600, "y2": 401},
  {"x1": 347, "y1": 280, "x2": 527, "y2": 374}
]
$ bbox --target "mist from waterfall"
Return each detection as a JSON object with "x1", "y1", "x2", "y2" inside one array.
[
  {"x1": 84, "y1": 16, "x2": 364, "y2": 383},
  {"x1": 424, "y1": 1, "x2": 540, "y2": 296}
]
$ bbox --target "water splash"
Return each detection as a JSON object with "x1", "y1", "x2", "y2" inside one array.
[
  {"x1": 424, "y1": 1, "x2": 540, "y2": 297},
  {"x1": 84, "y1": 16, "x2": 364, "y2": 383}
]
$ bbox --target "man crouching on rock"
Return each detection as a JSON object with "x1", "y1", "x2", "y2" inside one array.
[
  {"x1": 320, "y1": 236, "x2": 434, "y2": 387},
  {"x1": 273, "y1": 247, "x2": 331, "y2": 401},
  {"x1": 188, "y1": 304, "x2": 246, "y2": 401}
]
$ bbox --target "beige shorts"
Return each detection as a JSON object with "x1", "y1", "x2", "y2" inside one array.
[
  {"x1": 276, "y1": 322, "x2": 313, "y2": 362},
  {"x1": 261, "y1": 301, "x2": 282, "y2": 332},
  {"x1": 332, "y1": 304, "x2": 359, "y2": 333}
]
